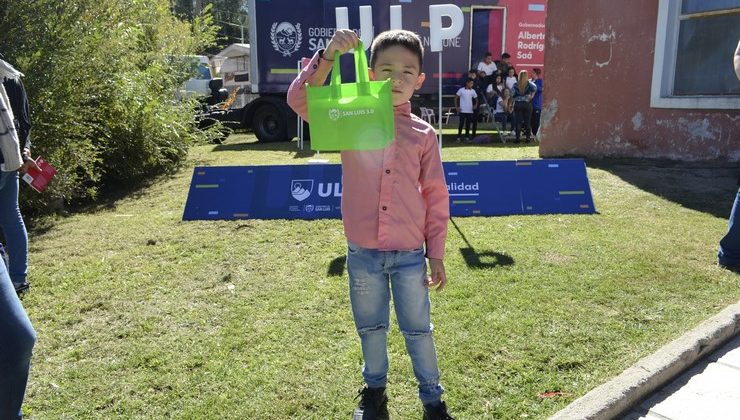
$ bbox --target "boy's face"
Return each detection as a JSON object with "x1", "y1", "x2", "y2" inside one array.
[
  {"x1": 465, "y1": 81, "x2": 474, "y2": 89},
  {"x1": 369, "y1": 45, "x2": 425, "y2": 106}
]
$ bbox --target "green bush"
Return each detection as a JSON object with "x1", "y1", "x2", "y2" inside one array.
[{"x1": 0, "y1": 0, "x2": 219, "y2": 214}]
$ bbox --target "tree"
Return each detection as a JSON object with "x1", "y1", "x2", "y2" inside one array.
[
  {"x1": 172, "y1": 0, "x2": 248, "y2": 52},
  {"x1": 0, "y1": 0, "x2": 220, "y2": 212}
]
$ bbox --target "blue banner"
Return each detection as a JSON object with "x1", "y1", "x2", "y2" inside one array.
[{"x1": 182, "y1": 159, "x2": 595, "y2": 220}]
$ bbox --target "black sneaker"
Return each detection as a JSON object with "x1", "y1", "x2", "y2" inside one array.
[
  {"x1": 14, "y1": 281, "x2": 30, "y2": 295},
  {"x1": 353, "y1": 386, "x2": 389, "y2": 420},
  {"x1": 719, "y1": 263, "x2": 740, "y2": 274},
  {"x1": 422, "y1": 401, "x2": 455, "y2": 420}
]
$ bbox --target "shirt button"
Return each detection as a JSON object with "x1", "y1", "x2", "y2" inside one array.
[
  {"x1": 385, "y1": 169, "x2": 390, "y2": 174},
  {"x1": 382, "y1": 206, "x2": 387, "y2": 211},
  {"x1": 313, "y1": 64, "x2": 317, "y2": 69}
]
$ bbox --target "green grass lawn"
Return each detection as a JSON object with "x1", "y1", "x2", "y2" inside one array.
[{"x1": 21, "y1": 133, "x2": 739, "y2": 419}]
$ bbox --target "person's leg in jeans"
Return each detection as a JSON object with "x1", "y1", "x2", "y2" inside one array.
[
  {"x1": 719, "y1": 188, "x2": 740, "y2": 269},
  {"x1": 389, "y1": 248, "x2": 444, "y2": 405},
  {"x1": 0, "y1": 254, "x2": 36, "y2": 420},
  {"x1": 456, "y1": 112, "x2": 464, "y2": 139},
  {"x1": 347, "y1": 242, "x2": 391, "y2": 389},
  {"x1": 513, "y1": 102, "x2": 525, "y2": 142},
  {"x1": 463, "y1": 113, "x2": 472, "y2": 139},
  {"x1": 0, "y1": 171, "x2": 29, "y2": 289},
  {"x1": 471, "y1": 109, "x2": 479, "y2": 138},
  {"x1": 522, "y1": 102, "x2": 533, "y2": 141}
]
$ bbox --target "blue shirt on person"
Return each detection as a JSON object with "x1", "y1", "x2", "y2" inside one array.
[
  {"x1": 512, "y1": 81, "x2": 537, "y2": 103},
  {"x1": 532, "y1": 79, "x2": 543, "y2": 110}
]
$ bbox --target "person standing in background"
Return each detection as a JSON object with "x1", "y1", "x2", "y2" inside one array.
[
  {"x1": 0, "y1": 54, "x2": 37, "y2": 420},
  {"x1": 511, "y1": 70, "x2": 536, "y2": 143},
  {"x1": 455, "y1": 78, "x2": 478, "y2": 143},
  {"x1": 530, "y1": 68, "x2": 543, "y2": 138},
  {"x1": 717, "y1": 40, "x2": 740, "y2": 273},
  {"x1": 0, "y1": 54, "x2": 37, "y2": 294}
]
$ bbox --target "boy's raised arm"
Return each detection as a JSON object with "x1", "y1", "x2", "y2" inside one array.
[
  {"x1": 286, "y1": 52, "x2": 333, "y2": 121},
  {"x1": 287, "y1": 29, "x2": 359, "y2": 121}
]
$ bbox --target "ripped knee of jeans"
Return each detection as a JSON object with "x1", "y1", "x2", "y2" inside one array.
[
  {"x1": 357, "y1": 323, "x2": 388, "y2": 337},
  {"x1": 401, "y1": 327, "x2": 433, "y2": 341}
]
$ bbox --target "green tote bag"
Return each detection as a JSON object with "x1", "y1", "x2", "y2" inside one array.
[{"x1": 306, "y1": 41, "x2": 395, "y2": 151}]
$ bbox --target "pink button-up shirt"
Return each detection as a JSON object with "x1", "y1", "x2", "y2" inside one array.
[{"x1": 287, "y1": 51, "x2": 449, "y2": 259}]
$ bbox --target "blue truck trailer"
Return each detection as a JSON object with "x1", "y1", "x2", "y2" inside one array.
[{"x1": 236, "y1": 0, "x2": 547, "y2": 142}]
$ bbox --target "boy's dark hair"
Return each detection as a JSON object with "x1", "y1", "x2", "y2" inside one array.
[
  {"x1": 465, "y1": 77, "x2": 474, "y2": 84},
  {"x1": 502, "y1": 52, "x2": 511, "y2": 59},
  {"x1": 370, "y1": 30, "x2": 424, "y2": 70},
  {"x1": 485, "y1": 51, "x2": 492, "y2": 57},
  {"x1": 532, "y1": 68, "x2": 542, "y2": 75},
  {"x1": 468, "y1": 68, "x2": 477, "y2": 74}
]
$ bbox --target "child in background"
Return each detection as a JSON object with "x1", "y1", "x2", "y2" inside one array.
[
  {"x1": 505, "y1": 66, "x2": 517, "y2": 92},
  {"x1": 494, "y1": 87, "x2": 514, "y2": 134},
  {"x1": 287, "y1": 29, "x2": 454, "y2": 420},
  {"x1": 455, "y1": 78, "x2": 478, "y2": 143}
]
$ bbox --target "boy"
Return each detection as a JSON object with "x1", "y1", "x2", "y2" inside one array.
[
  {"x1": 287, "y1": 29, "x2": 454, "y2": 419},
  {"x1": 455, "y1": 78, "x2": 478, "y2": 143},
  {"x1": 476, "y1": 51, "x2": 497, "y2": 87}
]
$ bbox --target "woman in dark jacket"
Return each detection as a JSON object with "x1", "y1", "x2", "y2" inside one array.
[{"x1": 511, "y1": 70, "x2": 537, "y2": 143}]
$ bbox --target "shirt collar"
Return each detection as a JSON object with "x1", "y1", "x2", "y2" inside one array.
[{"x1": 394, "y1": 102, "x2": 412, "y2": 116}]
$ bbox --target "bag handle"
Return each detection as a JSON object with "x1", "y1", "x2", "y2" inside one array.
[
  {"x1": 330, "y1": 49, "x2": 342, "y2": 98},
  {"x1": 354, "y1": 40, "x2": 370, "y2": 95},
  {"x1": 329, "y1": 40, "x2": 370, "y2": 98}
]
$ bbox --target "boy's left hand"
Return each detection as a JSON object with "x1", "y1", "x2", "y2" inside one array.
[{"x1": 426, "y1": 258, "x2": 447, "y2": 292}]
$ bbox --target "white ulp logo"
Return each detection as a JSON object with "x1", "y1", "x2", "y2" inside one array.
[
  {"x1": 271, "y1": 22, "x2": 302, "y2": 57},
  {"x1": 291, "y1": 179, "x2": 342, "y2": 202},
  {"x1": 291, "y1": 180, "x2": 313, "y2": 201}
]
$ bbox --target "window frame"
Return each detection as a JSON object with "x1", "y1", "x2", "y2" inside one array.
[{"x1": 650, "y1": 0, "x2": 740, "y2": 109}]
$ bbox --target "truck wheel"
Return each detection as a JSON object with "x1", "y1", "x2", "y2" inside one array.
[{"x1": 253, "y1": 104, "x2": 285, "y2": 142}]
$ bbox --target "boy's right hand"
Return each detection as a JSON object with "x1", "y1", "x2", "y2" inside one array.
[{"x1": 324, "y1": 29, "x2": 360, "y2": 60}]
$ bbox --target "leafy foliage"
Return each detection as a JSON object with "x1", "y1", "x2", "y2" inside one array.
[
  {"x1": 173, "y1": 0, "x2": 248, "y2": 51},
  {"x1": 0, "y1": 0, "x2": 219, "y2": 213}
]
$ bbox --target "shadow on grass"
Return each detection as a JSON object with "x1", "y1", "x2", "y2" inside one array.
[
  {"x1": 328, "y1": 255, "x2": 346, "y2": 277},
  {"x1": 23, "y1": 169, "x2": 181, "y2": 234},
  {"x1": 211, "y1": 139, "x2": 321, "y2": 159},
  {"x1": 587, "y1": 158, "x2": 739, "y2": 219},
  {"x1": 451, "y1": 218, "x2": 514, "y2": 269},
  {"x1": 326, "y1": 219, "x2": 516, "y2": 277}
]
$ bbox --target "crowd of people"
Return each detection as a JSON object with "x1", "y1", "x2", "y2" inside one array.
[{"x1": 454, "y1": 51, "x2": 543, "y2": 144}]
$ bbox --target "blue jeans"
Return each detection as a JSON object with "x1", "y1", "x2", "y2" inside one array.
[
  {"x1": 346, "y1": 241, "x2": 444, "y2": 405},
  {"x1": 0, "y1": 252, "x2": 36, "y2": 419},
  {"x1": 718, "y1": 188, "x2": 740, "y2": 267},
  {"x1": 0, "y1": 171, "x2": 29, "y2": 287}
]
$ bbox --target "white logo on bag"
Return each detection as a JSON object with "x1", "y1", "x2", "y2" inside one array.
[
  {"x1": 291, "y1": 179, "x2": 313, "y2": 201},
  {"x1": 328, "y1": 108, "x2": 340, "y2": 121},
  {"x1": 327, "y1": 108, "x2": 375, "y2": 120},
  {"x1": 271, "y1": 22, "x2": 302, "y2": 57}
]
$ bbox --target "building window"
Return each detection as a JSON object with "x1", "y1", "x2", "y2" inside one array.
[
  {"x1": 651, "y1": 0, "x2": 740, "y2": 109},
  {"x1": 236, "y1": 56, "x2": 249, "y2": 73}
]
